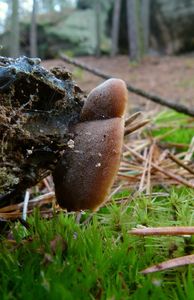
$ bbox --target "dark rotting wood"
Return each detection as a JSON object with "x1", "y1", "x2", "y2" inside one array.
[{"x1": 0, "y1": 56, "x2": 84, "y2": 207}]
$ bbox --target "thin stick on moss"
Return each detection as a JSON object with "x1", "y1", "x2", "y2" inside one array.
[
  {"x1": 141, "y1": 254, "x2": 194, "y2": 274},
  {"x1": 129, "y1": 226, "x2": 194, "y2": 236}
]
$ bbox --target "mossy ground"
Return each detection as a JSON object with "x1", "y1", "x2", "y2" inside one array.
[{"x1": 0, "y1": 187, "x2": 194, "y2": 300}]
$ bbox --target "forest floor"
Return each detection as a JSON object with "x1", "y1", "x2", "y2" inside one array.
[
  {"x1": 0, "y1": 55, "x2": 194, "y2": 300},
  {"x1": 42, "y1": 54, "x2": 194, "y2": 112}
]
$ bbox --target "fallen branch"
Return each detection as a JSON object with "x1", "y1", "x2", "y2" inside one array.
[{"x1": 60, "y1": 54, "x2": 194, "y2": 117}]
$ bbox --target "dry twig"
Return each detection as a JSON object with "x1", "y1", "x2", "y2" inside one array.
[
  {"x1": 129, "y1": 226, "x2": 194, "y2": 236},
  {"x1": 141, "y1": 254, "x2": 194, "y2": 274}
]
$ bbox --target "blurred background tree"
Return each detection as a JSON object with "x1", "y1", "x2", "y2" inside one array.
[
  {"x1": 111, "y1": 0, "x2": 121, "y2": 57},
  {"x1": 77, "y1": 0, "x2": 93, "y2": 9},
  {"x1": 30, "y1": 0, "x2": 38, "y2": 57},
  {"x1": 126, "y1": 0, "x2": 150, "y2": 61},
  {"x1": 10, "y1": 0, "x2": 20, "y2": 57}
]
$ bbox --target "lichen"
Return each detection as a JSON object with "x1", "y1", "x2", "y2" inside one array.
[{"x1": 0, "y1": 167, "x2": 19, "y2": 193}]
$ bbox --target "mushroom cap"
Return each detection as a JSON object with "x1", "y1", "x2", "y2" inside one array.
[
  {"x1": 80, "y1": 78, "x2": 128, "y2": 121},
  {"x1": 53, "y1": 118, "x2": 124, "y2": 211},
  {"x1": 53, "y1": 78, "x2": 128, "y2": 211}
]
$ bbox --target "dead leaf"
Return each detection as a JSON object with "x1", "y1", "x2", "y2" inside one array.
[{"x1": 50, "y1": 235, "x2": 67, "y2": 255}]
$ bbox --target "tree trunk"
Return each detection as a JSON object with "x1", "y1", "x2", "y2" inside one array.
[
  {"x1": 30, "y1": 0, "x2": 38, "y2": 57},
  {"x1": 48, "y1": 0, "x2": 55, "y2": 11},
  {"x1": 141, "y1": 0, "x2": 150, "y2": 54},
  {"x1": 95, "y1": 0, "x2": 101, "y2": 57},
  {"x1": 126, "y1": 0, "x2": 139, "y2": 61},
  {"x1": 111, "y1": 0, "x2": 122, "y2": 56},
  {"x1": 41, "y1": 0, "x2": 55, "y2": 12},
  {"x1": 10, "y1": 0, "x2": 20, "y2": 57}
]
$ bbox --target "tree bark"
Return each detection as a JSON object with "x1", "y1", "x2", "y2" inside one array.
[
  {"x1": 111, "y1": 0, "x2": 122, "y2": 56},
  {"x1": 10, "y1": 0, "x2": 20, "y2": 57},
  {"x1": 30, "y1": 0, "x2": 38, "y2": 57}
]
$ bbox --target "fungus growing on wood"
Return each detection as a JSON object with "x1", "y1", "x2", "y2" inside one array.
[{"x1": 53, "y1": 78, "x2": 128, "y2": 211}]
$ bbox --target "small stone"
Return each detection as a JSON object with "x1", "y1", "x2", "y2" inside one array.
[{"x1": 67, "y1": 139, "x2": 75, "y2": 149}]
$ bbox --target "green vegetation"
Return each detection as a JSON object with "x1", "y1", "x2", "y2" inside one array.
[
  {"x1": 0, "y1": 187, "x2": 194, "y2": 300},
  {"x1": 73, "y1": 67, "x2": 84, "y2": 80},
  {"x1": 151, "y1": 110, "x2": 194, "y2": 145}
]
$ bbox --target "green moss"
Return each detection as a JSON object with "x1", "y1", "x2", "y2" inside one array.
[
  {"x1": 0, "y1": 187, "x2": 194, "y2": 299},
  {"x1": 151, "y1": 110, "x2": 194, "y2": 145}
]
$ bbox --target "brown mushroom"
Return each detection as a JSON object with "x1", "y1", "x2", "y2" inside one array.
[
  {"x1": 53, "y1": 78, "x2": 128, "y2": 211},
  {"x1": 80, "y1": 78, "x2": 128, "y2": 121}
]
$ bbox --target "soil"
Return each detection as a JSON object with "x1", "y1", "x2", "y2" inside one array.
[{"x1": 42, "y1": 55, "x2": 194, "y2": 113}]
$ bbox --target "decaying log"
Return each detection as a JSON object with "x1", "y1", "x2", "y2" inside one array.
[{"x1": 0, "y1": 56, "x2": 84, "y2": 207}]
